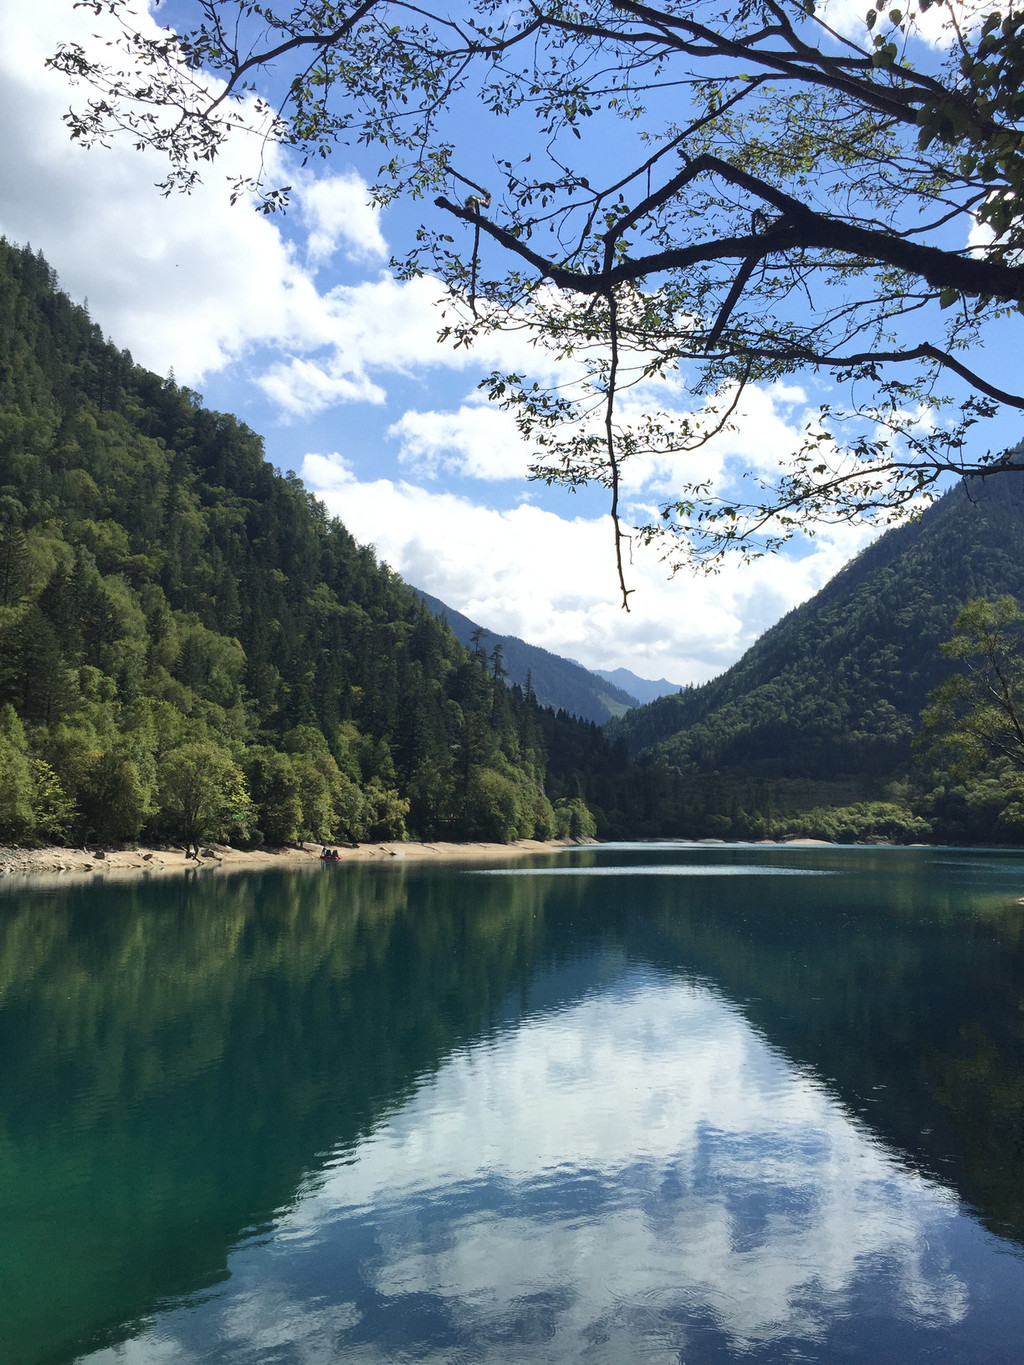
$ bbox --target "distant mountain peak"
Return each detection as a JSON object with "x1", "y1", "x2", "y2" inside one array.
[
  {"x1": 592, "y1": 667, "x2": 685, "y2": 706},
  {"x1": 414, "y1": 590, "x2": 642, "y2": 723}
]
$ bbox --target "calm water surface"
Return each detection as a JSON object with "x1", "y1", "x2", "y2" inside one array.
[{"x1": 1, "y1": 843, "x2": 1023, "y2": 1363}]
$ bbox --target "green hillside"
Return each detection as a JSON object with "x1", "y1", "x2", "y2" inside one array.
[
  {"x1": 609, "y1": 474, "x2": 1024, "y2": 801},
  {"x1": 16, "y1": 232, "x2": 1015, "y2": 849},
  {"x1": 0, "y1": 239, "x2": 664, "y2": 847}
]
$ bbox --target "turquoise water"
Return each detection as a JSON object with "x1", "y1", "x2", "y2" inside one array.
[{"x1": 1, "y1": 843, "x2": 1022, "y2": 1363}]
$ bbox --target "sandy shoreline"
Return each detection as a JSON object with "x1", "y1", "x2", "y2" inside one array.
[{"x1": 0, "y1": 838, "x2": 576, "y2": 888}]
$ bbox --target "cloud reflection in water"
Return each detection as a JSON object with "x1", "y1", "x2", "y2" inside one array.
[{"x1": 79, "y1": 969, "x2": 968, "y2": 1364}]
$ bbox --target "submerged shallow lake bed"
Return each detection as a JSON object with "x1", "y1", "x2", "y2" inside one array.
[{"x1": 1, "y1": 843, "x2": 1023, "y2": 1363}]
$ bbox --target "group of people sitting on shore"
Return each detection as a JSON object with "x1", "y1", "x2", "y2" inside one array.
[{"x1": 319, "y1": 847, "x2": 342, "y2": 862}]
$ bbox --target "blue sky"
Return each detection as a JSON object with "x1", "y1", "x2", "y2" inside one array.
[{"x1": 1, "y1": 0, "x2": 1012, "y2": 686}]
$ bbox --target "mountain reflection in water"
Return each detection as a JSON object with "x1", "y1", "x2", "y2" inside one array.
[{"x1": 1, "y1": 845, "x2": 1022, "y2": 1364}]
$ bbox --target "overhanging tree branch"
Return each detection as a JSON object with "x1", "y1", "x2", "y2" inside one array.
[
  {"x1": 48, "y1": 0, "x2": 1024, "y2": 578},
  {"x1": 438, "y1": 153, "x2": 1024, "y2": 303}
]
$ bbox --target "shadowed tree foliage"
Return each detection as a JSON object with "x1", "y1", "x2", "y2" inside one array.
[
  {"x1": 921, "y1": 596, "x2": 1024, "y2": 776},
  {"x1": 156, "y1": 741, "x2": 255, "y2": 851},
  {"x1": 915, "y1": 595, "x2": 1024, "y2": 834}
]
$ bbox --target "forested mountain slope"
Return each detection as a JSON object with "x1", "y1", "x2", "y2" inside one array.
[
  {"x1": 608, "y1": 475, "x2": 1024, "y2": 790},
  {"x1": 415, "y1": 589, "x2": 639, "y2": 722},
  {"x1": 0, "y1": 239, "x2": 663, "y2": 846}
]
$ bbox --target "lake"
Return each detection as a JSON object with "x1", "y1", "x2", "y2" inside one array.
[{"x1": 1, "y1": 842, "x2": 1023, "y2": 1364}]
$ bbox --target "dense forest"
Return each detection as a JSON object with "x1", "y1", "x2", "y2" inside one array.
[
  {"x1": 611, "y1": 475, "x2": 1024, "y2": 776},
  {"x1": 609, "y1": 475, "x2": 1024, "y2": 842},
  {"x1": 0, "y1": 239, "x2": 689, "y2": 848}
]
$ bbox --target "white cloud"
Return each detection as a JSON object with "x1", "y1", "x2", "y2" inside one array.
[
  {"x1": 301, "y1": 452, "x2": 877, "y2": 684},
  {"x1": 346, "y1": 377, "x2": 877, "y2": 685},
  {"x1": 389, "y1": 402, "x2": 532, "y2": 480},
  {"x1": 382, "y1": 376, "x2": 824, "y2": 502},
  {"x1": 299, "y1": 172, "x2": 388, "y2": 264},
  {"x1": 613, "y1": 379, "x2": 818, "y2": 500},
  {"x1": 0, "y1": 0, "x2": 397, "y2": 387},
  {"x1": 255, "y1": 273, "x2": 467, "y2": 415},
  {"x1": 260, "y1": 354, "x2": 388, "y2": 411},
  {"x1": 822, "y1": 0, "x2": 1000, "y2": 46},
  {"x1": 255, "y1": 276, "x2": 590, "y2": 420},
  {"x1": 0, "y1": 0, "x2": 533, "y2": 412}
]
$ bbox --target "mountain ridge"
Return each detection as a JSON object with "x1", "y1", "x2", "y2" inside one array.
[
  {"x1": 592, "y1": 666, "x2": 684, "y2": 705},
  {"x1": 608, "y1": 473, "x2": 1024, "y2": 795},
  {"x1": 414, "y1": 589, "x2": 642, "y2": 722}
]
